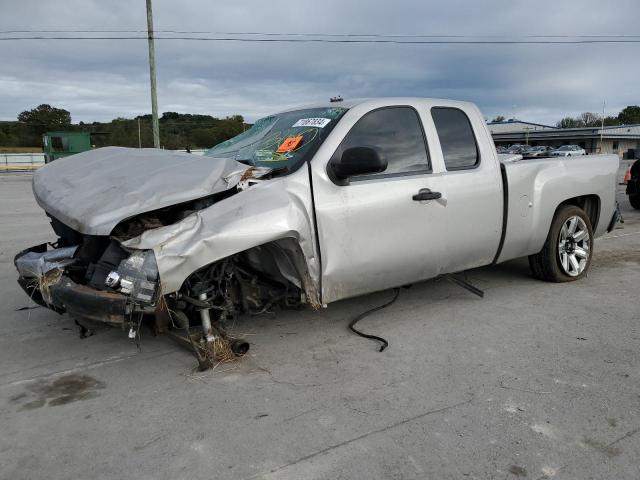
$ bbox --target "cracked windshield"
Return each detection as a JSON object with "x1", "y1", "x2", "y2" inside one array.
[{"x1": 205, "y1": 107, "x2": 347, "y2": 169}]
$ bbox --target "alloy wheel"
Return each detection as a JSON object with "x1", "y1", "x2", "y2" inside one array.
[{"x1": 557, "y1": 216, "x2": 590, "y2": 276}]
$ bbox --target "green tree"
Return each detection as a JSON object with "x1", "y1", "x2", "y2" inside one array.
[
  {"x1": 617, "y1": 106, "x2": 640, "y2": 125},
  {"x1": 602, "y1": 116, "x2": 620, "y2": 126},
  {"x1": 17, "y1": 104, "x2": 72, "y2": 135},
  {"x1": 190, "y1": 128, "x2": 216, "y2": 148},
  {"x1": 556, "y1": 117, "x2": 581, "y2": 128},
  {"x1": 491, "y1": 115, "x2": 505, "y2": 122},
  {"x1": 556, "y1": 111, "x2": 622, "y2": 129},
  {"x1": 4, "y1": 106, "x2": 247, "y2": 149}
]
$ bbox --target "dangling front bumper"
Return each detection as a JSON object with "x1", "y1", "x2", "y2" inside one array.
[{"x1": 15, "y1": 243, "x2": 157, "y2": 325}]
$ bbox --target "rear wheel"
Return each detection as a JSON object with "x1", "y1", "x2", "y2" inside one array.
[
  {"x1": 629, "y1": 195, "x2": 640, "y2": 210},
  {"x1": 529, "y1": 205, "x2": 593, "y2": 282}
]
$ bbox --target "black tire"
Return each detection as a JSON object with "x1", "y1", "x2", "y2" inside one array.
[
  {"x1": 629, "y1": 194, "x2": 640, "y2": 210},
  {"x1": 528, "y1": 205, "x2": 594, "y2": 282},
  {"x1": 528, "y1": 254, "x2": 545, "y2": 280}
]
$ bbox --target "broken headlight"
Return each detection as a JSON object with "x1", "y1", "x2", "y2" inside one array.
[{"x1": 105, "y1": 250, "x2": 159, "y2": 304}]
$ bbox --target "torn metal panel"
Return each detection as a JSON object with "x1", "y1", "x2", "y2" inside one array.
[
  {"x1": 15, "y1": 246, "x2": 78, "y2": 277},
  {"x1": 32, "y1": 146, "x2": 249, "y2": 236},
  {"x1": 122, "y1": 166, "x2": 320, "y2": 301},
  {"x1": 243, "y1": 242, "x2": 303, "y2": 289}
]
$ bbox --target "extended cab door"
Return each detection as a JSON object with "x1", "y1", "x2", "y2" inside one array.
[
  {"x1": 310, "y1": 103, "x2": 449, "y2": 304},
  {"x1": 424, "y1": 105, "x2": 503, "y2": 274}
]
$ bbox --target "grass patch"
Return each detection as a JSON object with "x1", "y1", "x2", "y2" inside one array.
[{"x1": 0, "y1": 147, "x2": 43, "y2": 153}]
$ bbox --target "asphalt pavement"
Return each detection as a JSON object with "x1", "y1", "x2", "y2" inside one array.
[{"x1": 0, "y1": 161, "x2": 638, "y2": 480}]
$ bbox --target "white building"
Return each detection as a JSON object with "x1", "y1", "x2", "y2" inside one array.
[{"x1": 489, "y1": 120, "x2": 640, "y2": 159}]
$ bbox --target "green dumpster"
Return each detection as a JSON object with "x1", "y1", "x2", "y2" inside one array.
[{"x1": 42, "y1": 131, "x2": 93, "y2": 163}]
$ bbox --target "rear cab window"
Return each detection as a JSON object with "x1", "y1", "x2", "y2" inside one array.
[
  {"x1": 431, "y1": 107, "x2": 479, "y2": 170},
  {"x1": 331, "y1": 106, "x2": 430, "y2": 179}
]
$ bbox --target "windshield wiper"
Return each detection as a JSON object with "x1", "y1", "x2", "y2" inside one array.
[{"x1": 270, "y1": 166, "x2": 289, "y2": 176}]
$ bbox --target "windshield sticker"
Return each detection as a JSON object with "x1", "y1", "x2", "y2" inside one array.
[
  {"x1": 254, "y1": 150, "x2": 279, "y2": 162},
  {"x1": 292, "y1": 118, "x2": 332, "y2": 128},
  {"x1": 276, "y1": 135, "x2": 304, "y2": 153}
]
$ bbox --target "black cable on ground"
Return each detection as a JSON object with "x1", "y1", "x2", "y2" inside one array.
[{"x1": 348, "y1": 288, "x2": 400, "y2": 352}]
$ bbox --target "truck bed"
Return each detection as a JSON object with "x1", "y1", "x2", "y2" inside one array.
[{"x1": 497, "y1": 154, "x2": 619, "y2": 263}]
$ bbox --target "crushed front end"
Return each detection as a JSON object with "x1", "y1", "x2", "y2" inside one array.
[
  {"x1": 15, "y1": 227, "x2": 160, "y2": 328},
  {"x1": 15, "y1": 205, "x2": 313, "y2": 370}
]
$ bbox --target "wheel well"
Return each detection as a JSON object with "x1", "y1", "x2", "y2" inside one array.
[
  {"x1": 557, "y1": 195, "x2": 600, "y2": 230},
  {"x1": 177, "y1": 237, "x2": 321, "y2": 310}
]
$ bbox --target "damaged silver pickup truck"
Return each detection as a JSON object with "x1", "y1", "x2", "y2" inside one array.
[{"x1": 15, "y1": 98, "x2": 620, "y2": 367}]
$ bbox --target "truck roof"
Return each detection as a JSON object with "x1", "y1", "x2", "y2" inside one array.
[{"x1": 278, "y1": 97, "x2": 477, "y2": 114}]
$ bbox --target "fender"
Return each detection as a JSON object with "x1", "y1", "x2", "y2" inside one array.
[{"x1": 122, "y1": 167, "x2": 321, "y2": 304}]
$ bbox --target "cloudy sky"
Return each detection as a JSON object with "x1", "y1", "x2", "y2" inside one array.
[{"x1": 1, "y1": 0, "x2": 639, "y2": 125}]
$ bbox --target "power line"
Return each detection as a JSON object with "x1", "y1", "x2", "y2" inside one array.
[
  {"x1": 1, "y1": 35, "x2": 640, "y2": 44},
  {"x1": 3, "y1": 120, "x2": 245, "y2": 127},
  {"x1": 2, "y1": 29, "x2": 640, "y2": 39}
]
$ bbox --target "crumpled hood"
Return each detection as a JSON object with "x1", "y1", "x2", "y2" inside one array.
[{"x1": 33, "y1": 146, "x2": 248, "y2": 235}]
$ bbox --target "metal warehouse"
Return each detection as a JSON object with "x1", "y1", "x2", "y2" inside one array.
[{"x1": 489, "y1": 120, "x2": 640, "y2": 159}]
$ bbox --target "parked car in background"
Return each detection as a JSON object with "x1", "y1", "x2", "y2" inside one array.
[
  {"x1": 495, "y1": 145, "x2": 508, "y2": 154},
  {"x1": 507, "y1": 144, "x2": 528, "y2": 154},
  {"x1": 523, "y1": 146, "x2": 553, "y2": 158},
  {"x1": 626, "y1": 159, "x2": 640, "y2": 209},
  {"x1": 551, "y1": 145, "x2": 586, "y2": 157}
]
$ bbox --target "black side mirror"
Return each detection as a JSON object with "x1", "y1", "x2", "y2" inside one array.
[{"x1": 328, "y1": 146, "x2": 387, "y2": 182}]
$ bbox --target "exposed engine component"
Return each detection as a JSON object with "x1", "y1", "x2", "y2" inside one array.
[
  {"x1": 110, "y1": 194, "x2": 227, "y2": 241},
  {"x1": 198, "y1": 292, "x2": 217, "y2": 343},
  {"x1": 105, "y1": 271, "x2": 120, "y2": 288},
  {"x1": 110, "y1": 167, "x2": 277, "y2": 242},
  {"x1": 158, "y1": 245, "x2": 307, "y2": 368}
]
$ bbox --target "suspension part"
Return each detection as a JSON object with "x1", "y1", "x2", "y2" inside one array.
[{"x1": 198, "y1": 292, "x2": 217, "y2": 343}]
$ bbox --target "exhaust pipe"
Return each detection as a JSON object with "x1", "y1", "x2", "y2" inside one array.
[{"x1": 230, "y1": 339, "x2": 250, "y2": 355}]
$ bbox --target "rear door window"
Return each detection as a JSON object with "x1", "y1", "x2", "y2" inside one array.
[
  {"x1": 431, "y1": 107, "x2": 479, "y2": 170},
  {"x1": 333, "y1": 107, "x2": 430, "y2": 177}
]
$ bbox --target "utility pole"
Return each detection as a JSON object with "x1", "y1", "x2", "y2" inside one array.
[
  {"x1": 146, "y1": 0, "x2": 160, "y2": 148},
  {"x1": 138, "y1": 118, "x2": 142, "y2": 148},
  {"x1": 600, "y1": 100, "x2": 605, "y2": 153}
]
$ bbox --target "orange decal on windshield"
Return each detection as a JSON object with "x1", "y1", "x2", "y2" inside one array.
[{"x1": 276, "y1": 135, "x2": 304, "y2": 153}]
